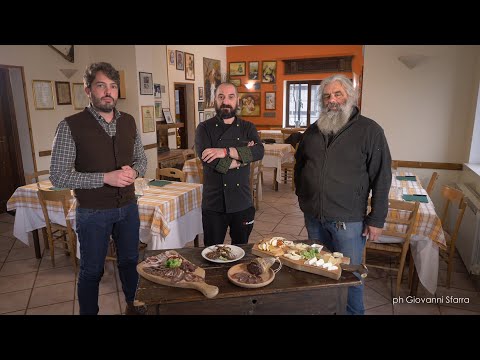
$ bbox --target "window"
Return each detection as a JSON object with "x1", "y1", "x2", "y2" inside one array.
[{"x1": 286, "y1": 80, "x2": 321, "y2": 128}]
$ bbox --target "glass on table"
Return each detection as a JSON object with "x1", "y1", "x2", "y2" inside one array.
[{"x1": 134, "y1": 178, "x2": 149, "y2": 196}]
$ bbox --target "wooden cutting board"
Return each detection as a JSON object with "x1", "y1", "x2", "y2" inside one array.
[
  {"x1": 251, "y1": 243, "x2": 349, "y2": 281},
  {"x1": 137, "y1": 257, "x2": 219, "y2": 299}
]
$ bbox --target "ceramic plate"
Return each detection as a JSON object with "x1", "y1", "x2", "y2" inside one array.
[{"x1": 201, "y1": 245, "x2": 245, "y2": 263}]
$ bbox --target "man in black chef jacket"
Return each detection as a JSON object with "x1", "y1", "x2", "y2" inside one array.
[{"x1": 195, "y1": 82, "x2": 264, "y2": 246}]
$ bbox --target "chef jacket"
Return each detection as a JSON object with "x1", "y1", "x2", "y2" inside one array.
[{"x1": 195, "y1": 115, "x2": 264, "y2": 213}]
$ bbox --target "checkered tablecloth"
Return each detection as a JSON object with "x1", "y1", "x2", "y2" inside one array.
[
  {"x1": 258, "y1": 130, "x2": 284, "y2": 143},
  {"x1": 7, "y1": 179, "x2": 202, "y2": 239},
  {"x1": 386, "y1": 171, "x2": 446, "y2": 250}
]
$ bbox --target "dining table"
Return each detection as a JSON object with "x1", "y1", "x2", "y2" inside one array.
[{"x1": 6, "y1": 179, "x2": 204, "y2": 257}]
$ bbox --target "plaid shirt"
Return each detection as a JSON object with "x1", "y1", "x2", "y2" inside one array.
[{"x1": 50, "y1": 105, "x2": 147, "y2": 189}]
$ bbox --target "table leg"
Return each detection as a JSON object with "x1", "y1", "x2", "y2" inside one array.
[
  {"x1": 409, "y1": 266, "x2": 419, "y2": 296},
  {"x1": 32, "y1": 229, "x2": 42, "y2": 259}
]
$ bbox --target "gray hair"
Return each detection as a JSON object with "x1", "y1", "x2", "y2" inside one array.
[{"x1": 318, "y1": 74, "x2": 358, "y2": 110}]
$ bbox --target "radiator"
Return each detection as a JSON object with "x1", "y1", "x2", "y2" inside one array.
[{"x1": 455, "y1": 183, "x2": 480, "y2": 275}]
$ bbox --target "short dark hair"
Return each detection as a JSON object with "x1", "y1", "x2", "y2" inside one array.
[
  {"x1": 83, "y1": 62, "x2": 120, "y2": 89},
  {"x1": 214, "y1": 82, "x2": 238, "y2": 97}
]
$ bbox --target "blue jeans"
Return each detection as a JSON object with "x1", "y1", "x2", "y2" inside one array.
[
  {"x1": 76, "y1": 202, "x2": 140, "y2": 315},
  {"x1": 304, "y1": 214, "x2": 366, "y2": 315}
]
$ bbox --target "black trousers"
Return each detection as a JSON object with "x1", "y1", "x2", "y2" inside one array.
[{"x1": 202, "y1": 206, "x2": 255, "y2": 246}]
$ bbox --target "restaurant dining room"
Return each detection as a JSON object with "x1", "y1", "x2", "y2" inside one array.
[{"x1": 0, "y1": 45, "x2": 480, "y2": 315}]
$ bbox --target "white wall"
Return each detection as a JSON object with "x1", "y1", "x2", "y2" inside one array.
[{"x1": 362, "y1": 45, "x2": 480, "y2": 163}]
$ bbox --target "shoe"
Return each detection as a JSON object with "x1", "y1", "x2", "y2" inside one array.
[{"x1": 125, "y1": 302, "x2": 147, "y2": 315}]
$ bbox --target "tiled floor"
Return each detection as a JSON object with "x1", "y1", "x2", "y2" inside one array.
[{"x1": 1, "y1": 169, "x2": 479, "y2": 315}]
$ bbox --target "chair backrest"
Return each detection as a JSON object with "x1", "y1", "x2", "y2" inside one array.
[
  {"x1": 281, "y1": 128, "x2": 303, "y2": 141},
  {"x1": 426, "y1": 172, "x2": 439, "y2": 196},
  {"x1": 182, "y1": 149, "x2": 195, "y2": 161},
  {"x1": 25, "y1": 170, "x2": 49, "y2": 184},
  {"x1": 156, "y1": 167, "x2": 186, "y2": 182},
  {"x1": 440, "y1": 185, "x2": 466, "y2": 239},
  {"x1": 391, "y1": 160, "x2": 399, "y2": 170},
  {"x1": 195, "y1": 157, "x2": 203, "y2": 183},
  {"x1": 37, "y1": 188, "x2": 75, "y2": 237},
  {"x1": 382, "y1": 199, "x2": 420, "y2": 240},
  {"x1": 249, "y1": 160, "x2": 263, "y2": 209}
]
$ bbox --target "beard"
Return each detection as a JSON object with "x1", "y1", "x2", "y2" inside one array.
[
  {"x1": 316, "y1": 99, "x2": 355, "y2": 135},
  {"x1": 90, "y1": 93, "x2": 117, "y2": 113},
  {"x1": 215, "y1": 103, "x2": 237, "y2": 119}
]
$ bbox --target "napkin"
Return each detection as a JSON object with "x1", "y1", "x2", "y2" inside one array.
[
  {"x1": 396, "y1": 176, "x2": 417, "y2": 181},
  {"x1": 402, "y1": 194, "x2": 428, "y2": 203},
  {"x1": 148, "y1": 180, "x2": 172, "y2": 187}
]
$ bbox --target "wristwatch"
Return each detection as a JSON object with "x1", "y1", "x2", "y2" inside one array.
[{"x1": 225, "y1": 147, "x2": 231, "y2": 158}]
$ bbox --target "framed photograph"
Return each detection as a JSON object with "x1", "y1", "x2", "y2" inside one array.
[
  {"x1": 230, "y1": 79, "x2": 241, "y2": 87},
  {"x1": 248, "y1": 61, "x2": 259, "y2": 80},
  {"x1": 185, "y1": 52, "x2": 195, "y2": 81},
  {"x1": 238, "y1": 92, "x2": 261, "y2": 116},
  {"x1": 168, "y1": 49, "x2": 175, "y2": 66},
  {"x1": 199, "y1": 112, "x2": 204, "y2": 123},
  {"x1": 118, "y1": 70, "x2": 126, "y2": 99},
  {"x1": 154, "y1": 101, "x2": 163, "y2": 119},
  {"x1": 72, "y1": 83, "x2": 89, "y2": 110},
  {"x1": 198, "y1": 87, "x2": 204, "y2": 101},
  {"x1": 154, "y1": 83, "x2": 161, "y2": 98},
  {"x1": 204, "y1": 111, "x2": 215, "y2": 119},
  {"x1": 198, "y1": 101, "x2": 204, "y2": 111},
  {"x1": 265, "y1": 92, "x2": 276, "y2": 110},
  {"x1": 163, "y1": 108, "x2": 174, "y2": 124},
  {"x1": 203, "y1": 57, "x2": 221, "y2": 109},
  {"x1": 176, "y1": 50, "x2": 184, "y2": 70},
  {"x1": 32, "y1": 80, "x2": 55, "y2": 110},
  {"x1": 139, "y1": 72, "x2": 153, "y2": 95},
  {"x1": 229, "y1": 62, "x2": 246, "y2": 76},
  {"x1": 141, "y1": 106, "x2": 155, "y2": 133},
  {"x1": 262, "y1": 61, "x2": 277, "y2": 83},
  {"x1": 54, "y1": 81, "x2": 71, "y2": 105}
]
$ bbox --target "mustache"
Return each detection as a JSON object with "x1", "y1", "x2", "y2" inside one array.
[
  {"x1": 220, "y1": 105, "x2": 233, "y2": 110},
  {"x1": 102, "y1": 96, "x2": 114, "y2": 101}
]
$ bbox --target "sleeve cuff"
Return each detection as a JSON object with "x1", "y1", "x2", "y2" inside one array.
[
  {"x1": 215, "y1": 157, "x2": 233, "y2": 174},
  {"x1": 236, "y1": 146, "x2": 253, "y2": 163}
]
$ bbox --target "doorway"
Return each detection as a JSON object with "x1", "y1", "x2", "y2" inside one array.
[
  {"x1": 174, "y1": 83, "x2": 195, "y2": 149},
  {"x1": 0, "y1": 67, "x2": 28, "y2": 213}
]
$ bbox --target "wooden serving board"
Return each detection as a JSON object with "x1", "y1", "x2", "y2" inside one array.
[
  {"x1": 251, "y1": 243, "x2": 349, "y2": 281},
  {"x1": 137, "y1": 261, "x2": 219, "y2": 299}
]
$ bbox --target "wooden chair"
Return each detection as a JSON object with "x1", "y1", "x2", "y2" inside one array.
[
  {"x1": 37, "y1": 188, "x2": 77, "y2": 273},
  {"x1": 364, "y1": 199, "x2": 420, "y2": 297},
  {"x1": 439, "y1": 185, "x2": 467, "y2": 288},
  {"x1": 249, "y1": 160, "x2": 263, "y2": 210},
  {"x1": 273, "y1": 143, "x2": 298, "y2": 191},
  {"x1": 156, "y1": 167, "x2": 186, "y2": 182},
  {"x1": 182, "y1": 149, "x2": 196, "y2": 161},
  {"x1": 426, "y1": 172, "x2": 439, "y2": 196},
  {"x1": 194, "y1": 157, "x2": 204, "y2": 183},
  {"x1": 280, "y1": 128, "x2": 303, "y2": 142},
  {"x1": 391, "y1": 160, "x2": 399, "y2": 170},
  {"x1": 25, "y1": 170, "x2": 49, "y2": 184}
]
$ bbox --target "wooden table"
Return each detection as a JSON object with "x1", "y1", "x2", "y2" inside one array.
[{"x1": 134, "y1": 242, "x2": 361, "y2": 315}]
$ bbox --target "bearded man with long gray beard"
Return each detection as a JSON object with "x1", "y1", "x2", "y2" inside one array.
[
  {"x1": 195, "y1": 82, "x2": 264, "y2": 246},
  {"x1": 294, "y1": 74, "x2": 392, "y2": 315}
]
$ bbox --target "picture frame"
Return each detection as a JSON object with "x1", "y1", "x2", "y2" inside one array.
[
  {"x1": 139, "y1": 72, "x2": 153, "y2": 95},
  {"x1": 72, "y1": 83, "x2": 89, "y2": 110},
  {"x1": 176, "y1": 50, "x2": 184, "y2": 71},
  {"x1": 168, "y1": 49, "x2": 175, "y2": 66},
  {"x1": 54, "y1": 81, "x2": 71, "y2": 105},
  {"x1": 265, "y1": 92, "x2": 276, "y2": 110},
  {"x1": 248, "y1": 61, "x2": 259, "y2": 80},
  {"x1": 118, "y1": 70, "x2": 126, "y2": 99},
  {"x1": 203, "y1": 57, "x2": 221, "y2": 109},
  {"x1": 238, "y1": 92, "x2": 261, "y2": 116},
  {"x1": 198, "y1": 101, "x2": 204, "y2": 111},
  {"x1": 163, "y1": 108, "x2": 174, "y2": 124},
  {"x1": 32, "y1": 80, "x2": 55, "y2": 110},
  {"x1": 154, "y1": 83, "x2": 161, "y2": 98},
  {"x1": 154, "y1": 101, "x2": 163, "y2": 119},
  {"x1": 229, "y1": 62, "x2": 246, "y2": 76},
  {"x1": 199, "y1": 112, "x2": 204, "y2": 123},
  {"x1": 204, "y1": 110, "x2": 216, "y2": 119},
  {"x1": 185, "y1": 52, "x2": 195, "y2": 81},
  {"x1": 198, "y1": 87, "x2": 204, "y2": 101},
  {"x1": 262, "y1": 61, "x2": 277, "y2": 83},
  {"x1": 141, "y1": 106, "x2": 155, "y2": 133},
  {"x1": 230, "y1": 79, "x2": 241, "y2": 87}
]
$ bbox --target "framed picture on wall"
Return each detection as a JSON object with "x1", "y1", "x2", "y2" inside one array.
[
  {"x1": 262, "y1": 61, "x2": 277, "y2": 83},
  {"x1": 176, "y1": 50, "x2": 184, "y2": 70},
  {"x1": 199, "y1": 112, "x2": 204, "y2": 123},
  {"x1": 198, "y1": 87, "x2": 204, "y2": 101},
  {"x1": 139, "y1": 72, "x2": 153, "y2": 95},
  {"x1": 229, "y1": 62, "x2": 246, "y2": 76},
  {"x1": 248, "y1": 61, "x2": 259, "y2": 80},
  {"x1": 154, "y1": 101, "x2": 163, "y2": 119},
  {"x1": 72, "y1": 83, "x2": 89, "y2": 110},
  {"x1": 198, "y1": 101, "x2": 204, "y2": 111},
  {"x1": 32, "y1": 80, "x2": 55, "y2": 110},
  {"x1": 238, "y1": 92, "x2": 261, "y2": 116},
  {"x1": 54, "y1": 81, "x2": 71, "y2": 105},
  {"x1": 185, "y1": 52, "x2": 195, "y2": 80},
  {"x1": 265, "y1": 92, "x2": 276, "y2": 110},
  {"x1": 168, "y1": 49, "x2": 175, "y2": 66},
  {"x1": 141, "y1": 106, "x2": 155, "y2": 133},
  {"x1": 154, "y1": 83, "x2": 161, "y2": 98},
  {"x1": 230, "y1": 79, "x2": 241, "y2": 87}
]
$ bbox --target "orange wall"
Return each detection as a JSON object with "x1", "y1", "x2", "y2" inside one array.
[{"x1": 226, "y1": 45, "x2": 364, "y2": 128}]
